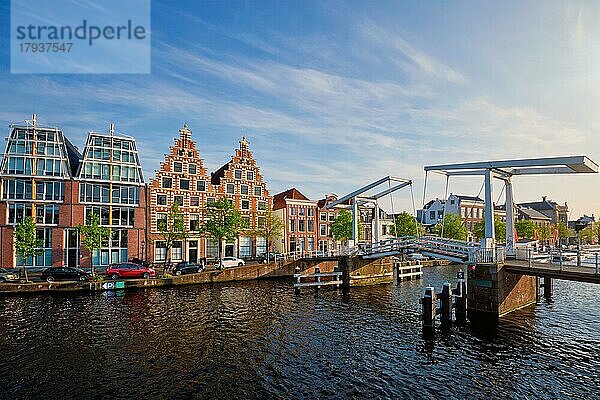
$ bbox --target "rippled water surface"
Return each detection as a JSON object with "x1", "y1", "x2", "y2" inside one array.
[{"x1": 1, "y1": 266, "x2": 599, "y2": 399}]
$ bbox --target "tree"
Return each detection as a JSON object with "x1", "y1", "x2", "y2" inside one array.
[
  {"x1": 591, "y1": 221, "x2": 600, "y2": 244},
  {"x1": 390, "y1": 211, "x2": 420, "y2": 237},
  {"x1": 537, "y1": 224, "x2": 553, "y2": 247},
  {"x1": 515, "y1": 219, "x2": 536, "y2": 240},
  {"x1": 14, "y1": 216, "x2": 44, "y2": 282},
  {"x1": 157, "y1": 202, "x2": 188, "y2": 267},
  {"x1": 201, "y1": 198, "x2": 248, "y2": 269},
  {"x1": 433, "y1": 213, "x2": 467, "y2": 241},
  {"x1": 473, "y1": 214, "x2": 506, "y2": 242},
  {"x1": 330, "y1": 210, "x2": 362, "y2": 243},
  {"x1": 556, "y1": 221, "x2": 572, "y2": 245},
  {"x1": 78, "y1": 213, "x2": 111, "y2": 278},
  {"x1": 252, "y1": 205, "x2": 284, "y2": 262}
]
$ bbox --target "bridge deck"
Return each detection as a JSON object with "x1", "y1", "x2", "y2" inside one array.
[{"x1": 504, "y1": 260, "x2": 600, "y2": 284}]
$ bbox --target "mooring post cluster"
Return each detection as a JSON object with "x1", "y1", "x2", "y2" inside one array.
[{"x1": 420, "y1": 270, "x2": 467, "y2": 332}]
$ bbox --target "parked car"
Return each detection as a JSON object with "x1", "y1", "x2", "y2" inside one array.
[
  {"x1": 216, "y1": 257, "x2": 245, "y2": 268},
  {"x1": 41, "y1": 267, "x2": 91, "y2": 283},
  {"x1": 0, "y1": 267, "x2": 19, "y2": 283},
  {"x1": 173, "y1": 261, "x2": 205, "y2": 275},
  {"x1": 106, "y1": 263, "x2": 156, "y2": 280},
  {"x1": 257, "y1": 253, "x2": 284, "y2": 263}
]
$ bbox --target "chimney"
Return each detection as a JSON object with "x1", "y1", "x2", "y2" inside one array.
[{"x1": 542, "y1": 196, "x2": 546, "y2": 202}]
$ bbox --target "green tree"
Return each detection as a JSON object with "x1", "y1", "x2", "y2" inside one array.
[
  {"x1": 433, "y1": 213, "x2": 468, "y2": 241},
  {"x1": 330, "y1": 210, "x2": 362, "y2": 243},
  {"x1": 591, "y1": 221, "x2": 600, "y2": 244},
  {"x1": 473, "y1": 214, "x2": 506, "y2": 242},
  {"x1": 157, "y1": 202, "x2": 188, "y2": 267},
  {"x1": 556, "y1": 221, "x2": 572, "y2": 245},
  {"x1": 515, "y1": 219, "x2": 536, "y2": 240},
  {"x1": 537, "y1": 224, "x2": 552, "y2": 246},
  {"x1": 391, "y1": 211, "x2": 420, "y2": 237},
  {"x1": 202, "y1": 198, "x2": 248, "y2": 269},
  {"x1": 78, "y1": 213, "x2": 111, "y2": 278},
  {"x1": 14, "y1": 216, "x2": 44, "y2": 282},
  {"x1": 252, "y1": 205, "x2": 284, "y2": 262}
]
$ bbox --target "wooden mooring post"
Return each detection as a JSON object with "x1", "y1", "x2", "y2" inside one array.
[
  {"x1": 421, "y1": 270, "x2": 467, "y2": 330},
  {"x1": 294, "y1": 265, "x2": 343, "y2": 294}
]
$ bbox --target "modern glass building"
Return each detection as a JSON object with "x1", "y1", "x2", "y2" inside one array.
[
  {"x1": 76, "y1": 124, "x2": 146, "y2": 268},
  {"x1": 0, "y1": 115, "x2": 80, "y2": 268}
]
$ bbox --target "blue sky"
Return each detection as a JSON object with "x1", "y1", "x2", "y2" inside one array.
[{"x1": 1, "y1": 0, "x2": 599, "y2": 217}]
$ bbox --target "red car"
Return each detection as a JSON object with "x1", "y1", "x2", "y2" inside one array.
[{"x1": 106, "y1": 263, "x2": 156, "y2": 280}]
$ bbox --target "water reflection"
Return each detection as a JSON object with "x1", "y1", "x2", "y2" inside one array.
[{"x1": 0, "y1": 267, "x2": 598, "y2": 399}]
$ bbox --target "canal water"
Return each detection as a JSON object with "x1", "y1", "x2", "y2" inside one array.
[{"x1": 0, "y1": 265, "x2": 598, "y2": 399}]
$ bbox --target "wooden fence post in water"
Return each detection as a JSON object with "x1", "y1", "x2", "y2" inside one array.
[
  {"x1": 543, "y1": 276, "x2": 553, "y2": 299},
  {"x1": 314, "y1": 266, "x2": 321, "y2": 290},
  {"x1": 294, "y1": 266, "x2": 301, "y2": 295},
  {"x1": 440, "y1": 282, "x2": 452, "y2": 325},
  {"x1": 340, "y1": 256, "x2": 351, "y2": 293},
  {"x1": 421, "y1": 286, "x2": 436, "y2": 332},
  {"x1": 454, "y1": 270, "x2": 467, "y2": 324}
]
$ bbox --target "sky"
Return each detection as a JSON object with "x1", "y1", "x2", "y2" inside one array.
[{"x1": 0, "y1": 0, "x2": 599, "y2": 218}]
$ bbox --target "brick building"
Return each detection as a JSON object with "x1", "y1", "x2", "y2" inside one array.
[
  {"x1": 147, "y1": 124, "x2": 215, "y2": 263},
  {"x1": 0, "y1": 116, "x2": 146, "y2": 270},
  {"x1": 272, "y1": 188, "x2": 317, "y2": 253},
  {"x1": 316, "y1": 193, "x2": 344, "y2": 253},
  {"x1": 211, "y1": 137, "x2": 271, "y2": 259}
]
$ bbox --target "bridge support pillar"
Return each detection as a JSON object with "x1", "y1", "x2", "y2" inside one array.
[
  {"x1": 468, "y1": 261, "x2": 537, "y2": 318},
  {"x1": 339, "y1": 256, "x2": 350, "y2": 293},
  {"x1": 543, "y1": 276, "x2": 553, "y2": 299}
]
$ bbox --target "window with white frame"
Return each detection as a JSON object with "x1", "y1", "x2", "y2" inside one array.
[{"x1": 155, "y1": 241, "x2": 167, "y2": 261}]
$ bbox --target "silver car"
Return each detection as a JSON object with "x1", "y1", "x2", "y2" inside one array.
[{"x1": 0, "y1": 268, "x2": 19, "y2": 283}]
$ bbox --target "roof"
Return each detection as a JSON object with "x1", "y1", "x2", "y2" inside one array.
[
  {"x1": 451, "y1": 194, "x2": 484, "y2": 202},
  {"x1": 210, "y1": 163, "x2": 228, "y2": 185},
  {"x1": 519, "y1": 206, "x2": 551, "y2": 221},
  {"x1": 63, "y1": 136, "x2": 82, "y2": 177},
  {"x1": 272, "y1": 188, "x2": 311, "y2": 210}
]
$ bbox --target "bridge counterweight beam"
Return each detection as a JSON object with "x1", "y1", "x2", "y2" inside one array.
[
  {"x1": 483, "y1": 168, "x2": 496, "y2": 251},
  {"x1": 505, "y1": 178, "x2": 516, "y2": 257}
]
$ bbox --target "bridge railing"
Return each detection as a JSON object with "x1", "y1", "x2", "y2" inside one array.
[{"x1": 469, "y1": 247, "x2": 505, "y2": 264}]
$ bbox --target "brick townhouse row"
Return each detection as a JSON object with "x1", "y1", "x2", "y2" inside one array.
[{"x1": 0, "y1": 116, "x2": 272, "y2": 268}]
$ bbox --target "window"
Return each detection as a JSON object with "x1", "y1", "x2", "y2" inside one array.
[
  {"x1": 329, "y1": 213, "x2": 335, "y2": 222},
  {"x1": 299, "y1": 208, "x2": 305, "y2": 216},
  {"x1": 299, "y1": 220, "x2": 305, "y2": 232},
  {"x1": 320, "y1": 212, "x2": 327, "y2": 221},
  {"x1": 36, "y1": 204, "x2": 60, "y2": 225},
  {"x1": 256, "y1": 237, "x2": 266, "y2": 254},
  {"x1": 207, "y1": 197, "x2": 215, "y2": 204},
  {"x1": 308, "y1": 208, "x2": 314, "y2": 217},
  {"x1": 320, "y1": 224, "x2": 327, "y2": 236},
  {"x1": 162, "y1": 177, "x2": 172, "y2": 188},
  {"x1": 254, "y1": 186, "x2": 262, "y2": 196},
  {"x1": 85, "y1": 206, "x2": 110, "y2": 225},
  {"x1": 289, "y1": 237, "x2": 296, "y2": 252},
  {"x1": 174, "y1": 162, "x2": 182, "y2": 173},
  {"x1": 156, "y1": 213, "x2": 167, "y2": 231},
  {"x1": 3, "y1": 179, "x2": 33, "y2": 200},
  {"x1": 174, "y1": 196, "x2": 184, "y2": 206},
  {"x1": 430, "y1": 211, "x2": 436, "y2": 220},
  {"x1": 239, "y1": 236, "x2": 251, "y2": 257},
  {"x1": 172, "y1": 241, "x2": 183, "y2": 260},
  {"x1": 290, "y1": 219, "x2": 296, "y2": 232},
  {"x1": 308, "y1": 237, "x2": 314, "y2": 251},
  {"x1": 157, "y1": 195, "x2": 167, "y2": 205},
  {"x1": 155, "y1": 241, "x2": 167, "y2": 261},
  {"x1": 190, "y1": 197, "x2": 199, "y2": 207},
  {"x1": 290, "y1": 207, "x2": 296, "y2": 216},
  {"x1": 257, "y1": 217, "x2": 265, "y2": 228},
  {"x1": 247, "y1": 171, "x2": 254, "y2": 180},
  {"x1": 241, "y1": 185, "x2": 249, "y2": 195},
  {"x1": 180, "y1": 179, "x2": 190, "y2": 190},
  {"x1": 190, "y1": 214, "x2": 200, "y2": 231},
  {"x1": 111, "y1": 207, "x2": 135, "y2": 227},
  {"x1": 234, "y1": 169, "x2": 242, "y2": 179},
  {"x1": 258, "y1": 201, "x2": 266, "y2": 211},
  {"x1": 308, "y1": 220, "x2": 314, "y2": 232},
  {"x1": 189, "y1": 164, "x2": 197, "y2": 174},
  {"x1": 438, "y1": 210, "x2": 443, "y2": 218},
  {"x1": 111, "y1": 186, "x2": 139, "y2": 205},
  {"x1": 241, "y1": 200, "x2": 250, "y2": 210},
  {"x1": 226, "y1": 184, "x2": 234, "y2": 194},
  {"x1": 16, "y1": 228, "x2": 52, "y2": 267},
  {"x1": 197, "y1": 181, "x2": 206, "y2": 191}
]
